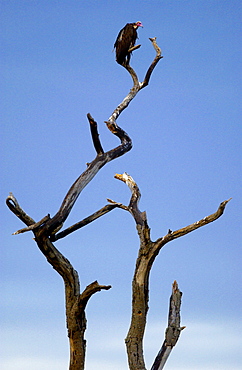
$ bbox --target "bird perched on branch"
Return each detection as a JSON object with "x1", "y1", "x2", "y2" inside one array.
[{"x1": 114, "y1": 21, "x2": 143, "y2": 66}]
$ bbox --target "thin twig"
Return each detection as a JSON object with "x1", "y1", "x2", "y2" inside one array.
[
  {"x1": 128, "y1": 44, "x2": 141, "y2": 53},
  {"x1": 13, "y1": 214, "x2": 50, "y2": 235},
  {"x1": 155, "y1": 198, "x2": 232, "y2": 249},
  {"x1": 141, "y1": 37, "x2": 163, "y2": 88},
  {"x1": 50, "y1": 204, "x2": 119, "y2": 241}
]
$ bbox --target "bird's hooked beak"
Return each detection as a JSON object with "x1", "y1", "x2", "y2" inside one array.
[{"x1": 136, "y1": 21, "x2": 143, "y2": 28}]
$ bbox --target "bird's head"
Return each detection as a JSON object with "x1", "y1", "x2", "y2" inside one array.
[{"x1": 135, "y1": 21, "x2": 143, "y2": 28}]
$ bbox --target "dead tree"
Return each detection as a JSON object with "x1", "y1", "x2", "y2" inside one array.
[{"x1": 6, "y1": 37, "x2": 230, "y2": 370}]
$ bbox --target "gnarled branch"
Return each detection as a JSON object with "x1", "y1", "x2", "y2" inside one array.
[
  {"x1": 7, "y1": 38, "x2": 162, "y2": 241},
  {"x1": 109, "y1": 37, "x2": 162, "y2": 124},
  {"x1": 6, "y1": 38, "x2": 162, "y2": 370}
]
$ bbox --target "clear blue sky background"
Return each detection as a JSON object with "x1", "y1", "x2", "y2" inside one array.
[{"x1": 1, "y1": 1, "x2": 241, "y2": 369}]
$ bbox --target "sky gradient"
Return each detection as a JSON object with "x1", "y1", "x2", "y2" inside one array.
[{"x1": 1, "y1": 1, "x2": 242, "y2": 369}]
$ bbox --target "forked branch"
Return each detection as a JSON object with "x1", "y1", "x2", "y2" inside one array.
[
  {"x1": 8, "y1": 38, "x2": 163, "y2": 242},
  {"x1": 109, "y1": 37, "x2": 162, "y2": 124},
  {"x1": 6, "y1": 38, "x2": 162, "y2": 370},
  {"x1": 113, "y1": 173, "x2": 230, "y2": 370},
  {"x1": 142, "y1": 38, "x2": 162, "y2": 88}
]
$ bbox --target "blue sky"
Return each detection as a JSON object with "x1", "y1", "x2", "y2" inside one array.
[{"x1": 1, "y1": 1, "x2": 242, "y2": 369}]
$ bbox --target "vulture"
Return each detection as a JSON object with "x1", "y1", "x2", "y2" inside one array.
[{"x1": 114, "y1": 21, "x2": 143, "y2": 65}]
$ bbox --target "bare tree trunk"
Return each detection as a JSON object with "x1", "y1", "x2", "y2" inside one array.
[
  {"x1": 6, "y1": 38, "x2": 162, "y2": 369},
  {"x1": 111, "y1": 173, "x2": 230, "y2": 369}
]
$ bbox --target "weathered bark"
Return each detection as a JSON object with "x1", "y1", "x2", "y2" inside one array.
[
  {"x1": 6, "y1": 123, "x2": 130, "y2": 370},
  {"x1": 6, "y1": 193, "x2": 105, "y2": 369},
  {"x1": 113, "y1": 173, "x2": 230, "y2": 369},
  {"x1": 109, "y1": 38, "x2": 162, "y2": 125},
  {"x1": 6, "y1": 38, "x2": 162, "y2": 370},
  {"x1": 151, "y1": 281, "x2": 185, "y2": 370}
]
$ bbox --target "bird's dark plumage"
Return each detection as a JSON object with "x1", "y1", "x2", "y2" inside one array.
[{"x1": 114, "y1": 21, "x2": 143, "y2": 65}]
